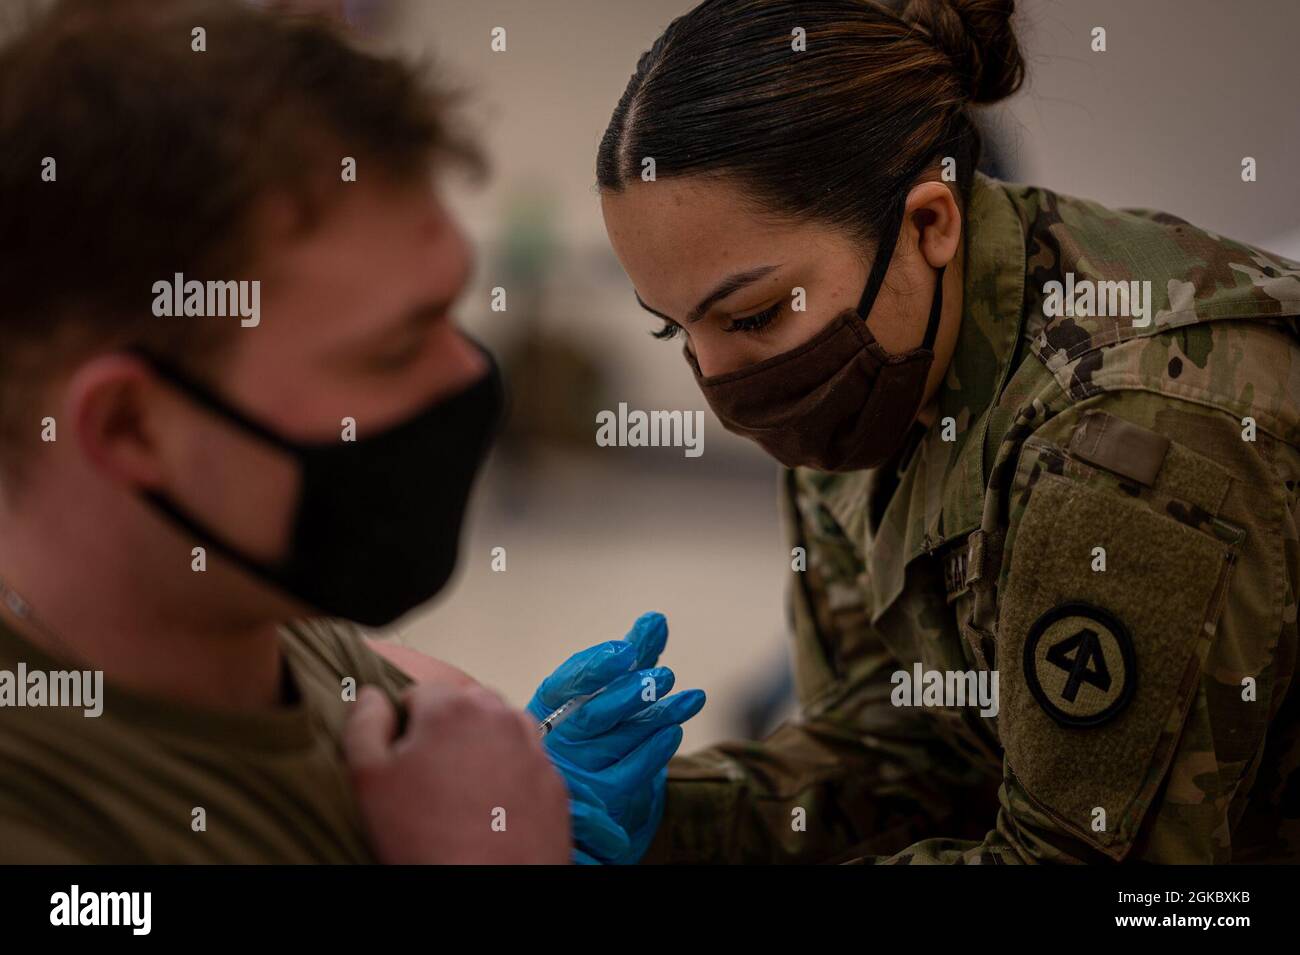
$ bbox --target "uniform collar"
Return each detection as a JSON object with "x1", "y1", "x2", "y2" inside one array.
[{"x1": 856, "y1": 172, "x2": 1027, "y2": 622}]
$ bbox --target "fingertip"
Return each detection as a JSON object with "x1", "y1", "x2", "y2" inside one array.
[
  {"x1": 672, "y1": 688, "x2": 707, "y2": 720},
  {"x1": 642, "y1": 666, "x2": 676, "y2": 696},
  {"x1": 628, "y1": 611, "x2": 668, "y2": 666},
  {"x1": 635, "y1": 611, "x2": 666, "y2": 632},
  {"x1": 634, "y1": 613, "x2": 667, "y2": 646}
]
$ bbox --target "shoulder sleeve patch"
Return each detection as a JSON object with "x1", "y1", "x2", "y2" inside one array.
[{"x1": 998, "y1": 466, "x2": 1239, "y2": 858}]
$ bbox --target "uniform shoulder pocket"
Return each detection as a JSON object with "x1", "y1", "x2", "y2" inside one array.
[{"x1": 996, "y1": 412, "x2": 1244, "y2": 859}]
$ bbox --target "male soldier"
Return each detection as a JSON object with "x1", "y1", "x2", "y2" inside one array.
[
  {"x1": 639, "y1": 173, "x2": 1300, "y2": 864},
  {"x1": 0, "y1": 0, "x2": 689, "y2": 863}
]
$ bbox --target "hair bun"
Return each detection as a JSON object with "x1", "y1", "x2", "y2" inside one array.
[{"x1": 901, "y1": 0, "x2": 1025, "y2": 104}]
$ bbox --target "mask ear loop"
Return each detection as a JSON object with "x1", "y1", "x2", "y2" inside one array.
[
  {"x1": 920, "y1": 264, "x2": 947, "y2": 352},
  {"x1": 115, "y1": 345, "x2": 300, "y2": 578},
  {"x1": 121, "y1": 344, "x2": 297, "y2": 453},
  {"x1": 856, "y1": 195, "x2": 948, "y2": 353},
  {"x1": 855, "y1": 200, "x2": 906, "y2": 321}
]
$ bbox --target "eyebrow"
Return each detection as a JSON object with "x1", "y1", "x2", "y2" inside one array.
[{"x1": 633, "y1": 264, "x2": 781, "y2": 325}]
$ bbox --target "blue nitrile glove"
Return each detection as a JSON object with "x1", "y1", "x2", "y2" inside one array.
[
  {"x1": 567, "y1": 777, "x2": 629, "y2": 865},
  {"x1": 528, "y1": 612, "x2": 706, "y2": 864}
]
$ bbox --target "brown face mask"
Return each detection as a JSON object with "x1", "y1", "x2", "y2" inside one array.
[{"x1": 685, "y1": 208, "x2": 945, "y2": 473}]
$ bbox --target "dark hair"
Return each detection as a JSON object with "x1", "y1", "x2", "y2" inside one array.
[
  {"x1": 0, "y1": 0, "x2": 483, "y2": 483},
  {"x1": 597, "y1": 0, "x2": 1024, "y2": 246}
]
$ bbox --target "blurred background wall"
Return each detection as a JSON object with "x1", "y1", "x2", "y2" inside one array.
[{"x1": 351, "y1": 0, "x2": 1300, "y2": 750}]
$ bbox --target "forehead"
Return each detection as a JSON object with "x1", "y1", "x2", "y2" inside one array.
[
  {"x1": 260, "y1": 178, "x2": 445, "y2": 285},
  {"x1": 600, "y1": 177, "x2": 836, "y2": 310},
  {"x1": 247, "y1": 180, "x2": 457, "y2": 345},
  {"x1": 601, "y1": 177, "x2": 771, "y2": 267}
]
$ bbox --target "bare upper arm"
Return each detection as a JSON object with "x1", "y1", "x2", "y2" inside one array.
[{"x1": 364, "y1": 639, "x2": 481, "y2": 689}]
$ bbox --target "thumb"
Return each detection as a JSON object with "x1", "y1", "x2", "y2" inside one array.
[{"x1": 342, "y1": 685, "x2": 398, "y2": 773}]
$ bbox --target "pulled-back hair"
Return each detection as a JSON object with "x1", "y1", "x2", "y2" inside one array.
[{"x1": 597, "y1": 0, "x2": 1025, "y2": 245}]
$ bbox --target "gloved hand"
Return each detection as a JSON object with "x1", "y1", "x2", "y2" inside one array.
[
  {"x1": 566, "y1": 777, "x2": 629, "y2": 866},
  {"x1": 528, "y1": 612, "x2": 705, "y2": 864}
]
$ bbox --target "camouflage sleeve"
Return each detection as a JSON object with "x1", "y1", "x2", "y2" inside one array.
[
  {"x1": 860, "y1": 388, "x2": 1300, "y2": 864},
  {"x1": 642, "y1": 469, "x2": 999, "y2": 864}
]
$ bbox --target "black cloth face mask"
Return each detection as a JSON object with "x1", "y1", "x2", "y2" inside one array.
[
  {"x1": 685, "y1": 201, "x2": 946, "y2": 473},
  {"x1": 127, "y1": 342, "x2": 503, "y2": 627}
]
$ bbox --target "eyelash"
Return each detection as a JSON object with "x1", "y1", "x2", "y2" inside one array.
[
  {"x1": 725, "y1": 302, "x2": 782, "y2": 334},
  {"x1": 651, "y1": 302, "x2": 783, "y2": 341}
]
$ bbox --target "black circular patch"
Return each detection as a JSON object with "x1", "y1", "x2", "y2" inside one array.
[{"x1": 1023, "y1": 602, "x2": 1136, "y2": 727}]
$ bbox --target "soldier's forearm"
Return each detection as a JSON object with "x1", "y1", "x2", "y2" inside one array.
[{"x1": 642, "y1": 716, "x2": 1001, "y2": 864}]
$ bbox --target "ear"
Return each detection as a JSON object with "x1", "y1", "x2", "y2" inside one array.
[
  {"x1": 66, "y1": 352, "x2": 176, "y2": 490},
  {"x1": 905, "y1": 180, "x2": 963, "y2": 271}
]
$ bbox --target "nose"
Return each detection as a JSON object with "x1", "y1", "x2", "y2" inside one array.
[
  {"x1": 686, "y1": 343, "x2": 722, "y2": 381},
  {"x1": 687, "y1": 338, "x2": 744, "y2": 379}
]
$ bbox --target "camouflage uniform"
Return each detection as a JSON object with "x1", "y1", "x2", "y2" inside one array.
[{"x1": 643, "y1": 173, "x2": 1300, "y2": 864}]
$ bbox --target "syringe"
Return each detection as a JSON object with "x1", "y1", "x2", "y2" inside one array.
[{"x1": 536, "y1": 691, "x2": 599, "y2": 736}]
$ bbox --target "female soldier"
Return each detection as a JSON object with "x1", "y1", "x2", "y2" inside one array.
[{"x1": 587, "y1": 0, "x2": 1300, "y2": 863}]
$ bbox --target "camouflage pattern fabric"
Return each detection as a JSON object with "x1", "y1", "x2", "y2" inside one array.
[{"x1": 642, "y1": 173, "x2": 1300, "y2": 864}]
